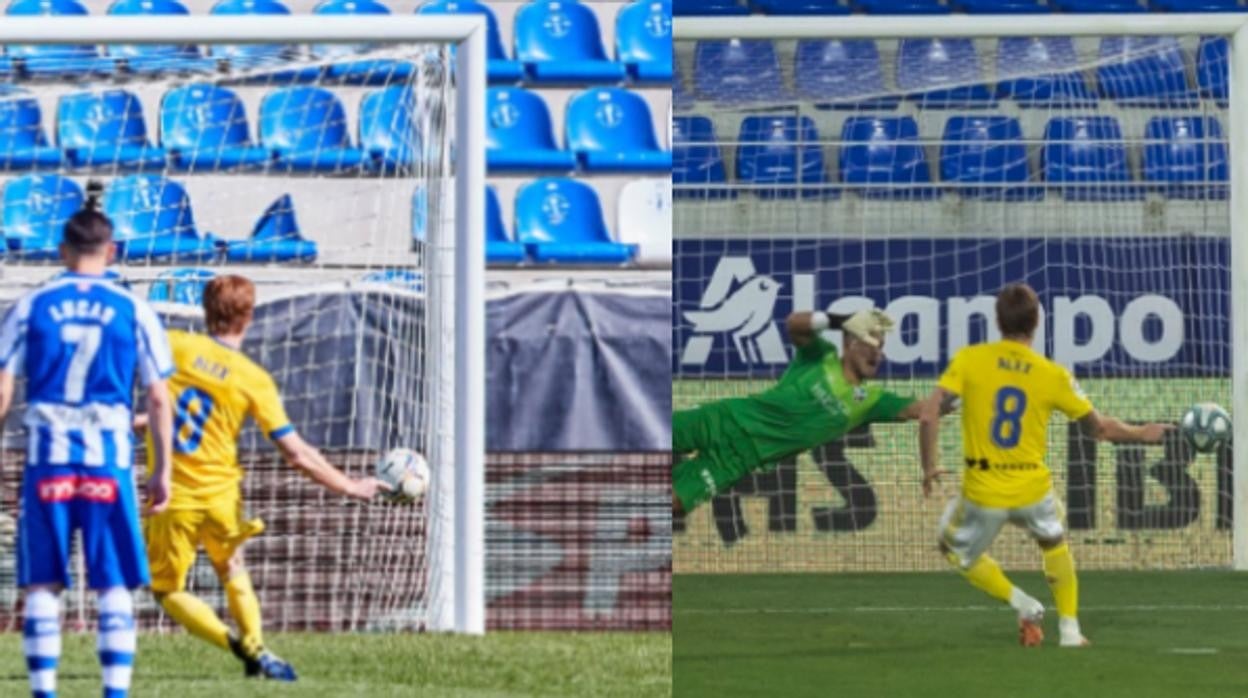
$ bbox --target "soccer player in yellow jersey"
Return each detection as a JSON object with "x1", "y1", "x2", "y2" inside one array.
[
  {"x1": 140, "y1": 275, "x2": 388, "y2": 681},
  {"x1": 917, "y1": 284, "x2": 1169, "y2": 648}
]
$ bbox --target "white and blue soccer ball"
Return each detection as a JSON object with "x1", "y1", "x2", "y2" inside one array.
[
  {"x1": 1180, "y1": 403, "x2": 1232, "y2": 453},
  {"x1": 375, "y1": 448, "x2": 430, "y2": 504}
]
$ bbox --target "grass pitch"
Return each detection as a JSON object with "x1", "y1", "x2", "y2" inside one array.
[
  {"x1": 675, "y1": 571, "x2": 1248, "y2": 698},
  {"x1": 0, "y1": 630, "x2": 670, "y2": 697}
]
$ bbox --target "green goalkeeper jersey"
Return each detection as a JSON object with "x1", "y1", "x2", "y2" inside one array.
[{"x1": 722, "y1": 337, "x2": 915, "y2": 463}]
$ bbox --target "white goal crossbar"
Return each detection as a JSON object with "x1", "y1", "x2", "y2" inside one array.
[
  {"x1": 0, "y1": 15, "x2": 487, "y2": 633},
  {"x1": 677, "y1": 13, "x2": 1248, "y2": 572}
]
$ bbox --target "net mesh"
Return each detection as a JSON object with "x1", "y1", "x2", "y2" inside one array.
[
  {"x1": 0, "y1": 40, "x2": 457, "y2": 631},
  {"x1": 673, "y1": 33, "x2": 1232, "y2": 573}
]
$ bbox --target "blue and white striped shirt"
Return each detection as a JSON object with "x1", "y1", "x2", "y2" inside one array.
[{"x1": 0, "y1": 272, "x2": 173, "y2": 469}]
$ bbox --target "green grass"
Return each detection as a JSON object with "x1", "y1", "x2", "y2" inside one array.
[
  {"x1": 0, "y1": 631, "x2": 671, "y2": 698},
  {"x1": 675, "y1": 571, "x2": 1248, "y2": 698}
]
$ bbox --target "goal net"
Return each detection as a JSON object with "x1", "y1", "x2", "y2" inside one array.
[
  {"x1": 0, "y1": 16, "x2": 484, "y2": 633},
  {"x1": 673, "y1": 19, "x2": 1238, "y2": 574}
]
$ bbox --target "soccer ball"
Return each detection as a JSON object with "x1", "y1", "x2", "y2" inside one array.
[
  {"x1": 375, "y1": 448, "x2": 430, "y2": 503},
  {"x1": 1180, "y1": 403, "x2": 1232, "y2": 453}
]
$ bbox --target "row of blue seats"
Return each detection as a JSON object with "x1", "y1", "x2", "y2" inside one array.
[
  {"x1": 675, "y1": 0, "x2": 1242, "y2": 14},
  {"x1": 673, "y1": 114, "x2": 1228, "y2": 200},
  {"x1": 488, "y1": 87, "x2": 669, "y2": 173},
  {"x1": 0, "y1": 0, "x2": 671, "y2": 86},
  {"x1": 676, "y1": 37, "x2": 1228, "y2": 108},
  {"x1": 148, "y1": 267, "x2": 422, "y2": 305},
  {"x1": 0, "y1": 83, "x2": 668, "y2": 175},
  {"x1": 1, "y1": 174, "x2": 316, "y2": 261},
  {"x1": 0, "y1": 85, "x2": 418, "y2": 174},
  {"x1": 485, "y1": 179, "x2": 636, "y2": 266}
]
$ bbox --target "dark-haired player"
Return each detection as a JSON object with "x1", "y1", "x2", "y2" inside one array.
[
  {"x1": 0, "y1": 181, "x2": 175, "y2": 697},
  {"x1": 917, "y1": 283, "x2": 1170, "y2": 648}
]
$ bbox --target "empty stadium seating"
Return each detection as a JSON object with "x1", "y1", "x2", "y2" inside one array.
[
  {"x1": 208, "y1": 0, "x2": 295, "y2": 68},
  {"x1": 565, "y1": 88, "x2": 670, "y2": 172},
  {"x1": 616, "y1": 178, "x2": 670, "y2": 267},
  {"x1": 514, "y1": 1, "x2": 627, "y2": 84},
  {"x1": 147, "y1": 267, "x2": 217, "y2": 304},
  {"x1": 487, "y1": 87, "x2": 577, "y2": 172},
  {"x1": 107, "y1": 0, "x2": 219, "y2": 74},
  {"x1": 417, "y1": 0, "x2": 525, "y2": 84},
  {"x1": 486, "y1": 186, "x2": 527, "y2": 264},
  {"x1": 102, "y1": 175, "x2": 221, "y2": 261},
  {"x1": 160, "y1": 84, "x2": 272, "y2": 171},
  {"x1": 2, "y1": 174, "x2": 81, "y2": 259},
  {"x1": 794, "y1": 39, "x2": 898, "y2": 109},
  {"x1": 7, "y1": 0, "x2": 112, "y2": 77},
  {"x1": 358, "y1": 86, "x2": 421, "y2": 171},
  {"x1": 693, "y1": 39, "x2": 789, "y2": 104},
  {"x1": 672, "y1": 115, "x2": 730, "y2": 198},
  {"x1": 258, "y1": 86, "x2": 370, "y2": 172},
  {"x1": 514, "y1": 178, "x2": 635, "y2": 265},
  {"x1": 994, "y1": 37, "x2": 1096, "y2": 107},
  {"x1": 736, "y1": 115, "x2": 829, "y2": 198},
  {"x1": 616, "y1": 0, "x2": 672, "y2": 82},
  {"x1": 1142, "y1": 115, "x2": 1227, "y2": 199},
  {"x1": 897, "y1": 38, "x2": 995, "y2": 107},
  {"x1": 1096, "y1": 36, "x2": 1196, "y2": 106},
  {"x1": 223, "y1": 192, "x2": 318, "y2": 261},
  {"x1": 58, "y1": 90, "x2": 168, "y2": 170},
  {"x1": 940, "y1": 116, "x2": 1040, "y2": 200},
  {"x1": 840, "y1": 116, "x2": 934, "y2": 199},
  {"x1": 0, "y1": 99, "x2": 64, "y2": 170},
  {"x1": 1042, "y1": 116, "x2": 1140, "y2": 201}
]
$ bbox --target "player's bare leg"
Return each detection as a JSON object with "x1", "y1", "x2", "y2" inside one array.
[
  {"x1": 1039, "y1": 537, "x2": 1089, "y2": 647},
  {"x1": 23, "y1": 584, "x2": 62, "y2": 698}
]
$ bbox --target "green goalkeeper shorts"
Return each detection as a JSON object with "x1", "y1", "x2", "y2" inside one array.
[{"x1": 672, "y1": 403, "x2": 763, "y2": 512}]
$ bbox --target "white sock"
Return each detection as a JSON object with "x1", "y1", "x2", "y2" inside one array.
[
  {"x1": 1059, "y1": 616, "x2": 1083, "y2": 643},
  {"x1": 98, "y1": 587, "x2": 136, "y2": 698},
  {"x1": 24, "y1": 589, "x2": 61, "y2": 698},
  {"x1": 1009, "y1": 587, "x2": 1043, "y2": 619}
]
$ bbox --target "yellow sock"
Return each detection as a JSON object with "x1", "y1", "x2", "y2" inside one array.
[
  {"x1": 225, "y1": 572, "x2": 264, "y2": 654},
  {"x1": 159, "y1": 592, "x2": 230, "y2": 651},
  {"x1": 950, "y1": 552, "x2": 1014, "y2": 604},
  {"x1": 1043, "y1": 543, "x2": 1078, "y2": 619}
]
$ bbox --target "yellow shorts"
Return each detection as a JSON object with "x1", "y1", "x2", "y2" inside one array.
[{"x1": 144, "y1": 496, "x2": 258, "y2": 594}]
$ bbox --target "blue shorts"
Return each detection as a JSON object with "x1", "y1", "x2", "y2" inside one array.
[{"x1": 17, "y1": 466, "x2": 149, "y2": 590}]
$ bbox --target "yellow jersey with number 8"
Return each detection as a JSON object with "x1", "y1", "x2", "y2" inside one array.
[
  {"x1": 146, "y1": 329, "x2": 294, "y2": 509},
  {"x1": 938, "y1": 340, "x2": 1093, "y2": 508}
]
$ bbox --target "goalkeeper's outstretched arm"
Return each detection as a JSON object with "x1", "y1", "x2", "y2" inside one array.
[
  {"x1": 1078, "y1": 410, "x2": 1170, "y2": 444},
  {"x1": 273, "y1": 432, "x2": 389, "y2": 501}
]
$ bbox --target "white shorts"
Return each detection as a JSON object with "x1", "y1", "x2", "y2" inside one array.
[{"x1": 938, "y1": 491, "x2": 1066, "y2": 569}]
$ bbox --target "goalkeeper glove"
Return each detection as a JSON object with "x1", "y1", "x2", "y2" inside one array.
[{"x1": 843, "y1": 308, "x2": 895, "y2": 348}]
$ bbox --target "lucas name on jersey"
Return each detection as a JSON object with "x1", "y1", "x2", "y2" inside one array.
[{"x1": 47, "y1": 299, "x2": 116, "y2": 326}]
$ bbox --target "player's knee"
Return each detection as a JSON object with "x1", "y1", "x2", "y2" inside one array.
[
  {"x1": 214, "y1": 552, "x2": 246, "y2": 580},
  {"x1": 98, "y1": 587, "x2": 133, "y2": 616}
]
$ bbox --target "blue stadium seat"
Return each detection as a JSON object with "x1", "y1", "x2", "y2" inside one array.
[
  {"x1": 1143, "y1": 116, "x2": 1227, "y2": 199},
  {"x1": 107, "y1": 0, "x2": 218, "y2": 74},
  {"x1": 102, "y1": 176, "x2": 220, "y2": 261},
  {"x1": 514, "y1": 178, "x2": 635, "y2": 265},
  {"x1": 693, "y1": 40, "x2": 790, "y2": 105},
  {"x1": 312, "y1": 0, "x2": 413, "y2": 85},
  {"x1": 360, "y1": 268, "x2": 422, "y2": 291},
  {"x1": 673, "y1": 0, "x2": 748, "y2": 12},
  {"x1": 0, "y1": 99, "x2": 64, "y2": 170},
  {"x1": 7, "y1": 0, "x2": 114, "y2": 77},
  {"x1": 2, "y1": 174, "x2": 81, "y2": 259},
  {"x1": 839, "y1": 116, "x2": 935, "y2": 199},
  {"x1": 223, "y1": 193, "x2": 318, "y2": 262},
  {"x1": 147, "y1": 267, "x2": 217, "y2": 305},
  {"x1": 566, "y1": 88, "x2": 670, "y2": 173},
  {"x1": 995, "y1": 37, "x2": 1096, "y2": 107},
  {"x1": 940, "y1": 116, "x2": 1040, "y2": 200},
  {"x1": 794, "y1": 39, "x2": 899, "y2": 109},
  {"x1": 58, "y1": 90, "x2": 168, "y2": 170},
  {"x1": 736, "y1": 115, "x2": 830, "y2": 199},
  {"x1": 751, "y1": 0, "x2": 850, "y2": 13},
  {"x1": 486, "y1": 87, "x2": 575, "y2": 172},
  {"x1": 897, "y1": 38, "x2": 995, "y2": 108},
  {"x1": 855, "y1": 0, "x2": 951, "y2": 13},
  {"x1": 1043, "y1": 116, "x2": 1140, "y2": 201},
  {"x1": 616, "y1": 0, "x2": 672, "y2": 82},
  {"x1": 1096, "y1": 36, "x2": 1195, "y2": 106},
  {"x1": 486, "y1": 187, "x2": 525, "y2": 265},
  {"x1": 417, "y1": 0, "x2": 524, "y2": 84},
  {"x1": 1152, "y1": 0, "x2": 1240, "y2": 9},
  {"x1": 1198, "y1": 37, "x2": 1228, "y2": 104},
  {"x1": 161, "y1": 84, "x2": 272, "y2": 171},
  {"x1": 672, "y1": 115, "x2": 731, "y2": 199},
  {"x1": 259, "y1": 87, "x2": 370, "y2": 173},
  {"x1": 514, "y1": 1, "x2": 626, "y2": 84},
  {"x1": 955, "y1": 0, "x2": 1047, "y2": 12},
  {"x1": 209, "y1": 0, "x2": 296, "y2": 70},
  {"x1": 359, "y1": 87, "x2": 424, "y2": 172},
  {"x1": 673, "y1": 73, "x2": 694, "y2": 112}
]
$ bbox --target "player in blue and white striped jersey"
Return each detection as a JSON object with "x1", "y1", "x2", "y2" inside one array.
[{"x1": 0, "y1": 182, "x2": 174, "y2": 698}]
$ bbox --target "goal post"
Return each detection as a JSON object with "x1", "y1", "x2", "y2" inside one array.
[
  {"x1": 0, "y1": 16, "x2": 486, "y2": 633},
  {"x1": 673, "y1": 14, "x2": 1248, "y2": 572}
]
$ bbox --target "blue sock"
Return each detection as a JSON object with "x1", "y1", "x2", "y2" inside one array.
[
  {"x1": 23, "y1": 588, "x2": 60, "y2": 698},
  {"x1": 97, "y1": 588, "x2": 135, "y2": 698}
]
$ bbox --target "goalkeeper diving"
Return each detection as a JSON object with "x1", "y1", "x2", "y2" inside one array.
[
  {"x1": 673, "y1": 307, "x2": 950, "y2": 515},
  {"x1": 138, "y1": 274, "x2": 389, "y2": 681}
]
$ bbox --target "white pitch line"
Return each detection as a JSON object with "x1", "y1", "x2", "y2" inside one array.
[
  {"x1": 676, "y1": 604, "x2": 1248, "y2": 615},
  {"x1": 1164, "y1": 648, "x2": 1220, "y2": 655}
]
